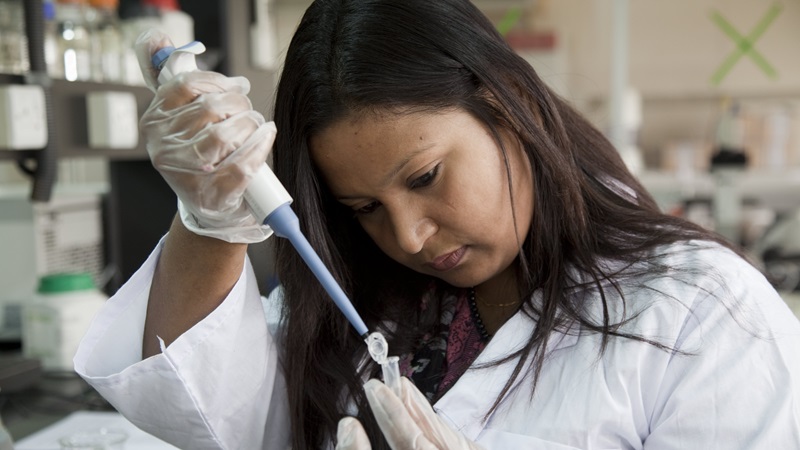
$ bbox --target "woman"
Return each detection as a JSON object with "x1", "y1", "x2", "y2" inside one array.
[{"x1": 75, "y1": 0, "x2": 800, "y2": 448}]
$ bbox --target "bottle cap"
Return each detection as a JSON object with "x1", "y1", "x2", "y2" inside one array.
[
  {"x1": 37, "y1": 273, "x2": 95, "y2": 294},
  {"x1": 142, "y1": 0, "x2": 180, "y2": 11},
  {"x1": 89, "y1": 0, "x2": 119, "y2": 9},
  {"x1": 43, "y1": 1, "x2": 56, "y2": 20}
]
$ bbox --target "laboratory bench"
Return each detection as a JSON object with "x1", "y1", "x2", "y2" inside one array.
[
  {"x1": 0, "y1": 351, "x2": 176, "y2": 448},
  {"x1": 0, "y1": 351, "x2": 115, "y2": 442}
]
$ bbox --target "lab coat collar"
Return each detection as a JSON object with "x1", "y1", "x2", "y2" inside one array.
[{"x1": 433, "y1": 291, "x2": 580, "y2": 441}]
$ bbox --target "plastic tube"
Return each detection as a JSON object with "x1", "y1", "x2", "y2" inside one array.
[
  {"x1": 382, "y1": 356, "x2": 401, "y2": 398},
  {"x1": 366, "y1": 332, "x2": 402, "y2": 397}
]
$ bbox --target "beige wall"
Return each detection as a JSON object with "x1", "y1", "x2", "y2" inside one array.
[
  {"x1": 549, "y1": 0, "x2": 800, "y2": 98},
  {"x1": 514, "y1": 0, "x2": 800, "y2": 170}
]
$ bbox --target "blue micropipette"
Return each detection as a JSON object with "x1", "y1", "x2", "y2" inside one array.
[{"x1": 152, "y1": 41, "x2": 370, "y2": 339}]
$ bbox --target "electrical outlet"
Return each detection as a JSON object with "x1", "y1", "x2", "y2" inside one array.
[
  {"x1": 86, "y1": 91, "x2": 139, "y2": 149},
  {"x1": 0, "y1": 85, "x2": 48, "y2": 150}
]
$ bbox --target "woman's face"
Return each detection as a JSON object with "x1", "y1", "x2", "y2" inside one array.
[{"x1": 310, "y1": 108, "x2": 534, "y2": 289}]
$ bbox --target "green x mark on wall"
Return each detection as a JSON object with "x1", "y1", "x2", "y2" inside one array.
[
  {"x1": 497, "y1": 7, "x2": 523, "y2": 37},
  {"x1": 710, "y1": 3, "x2": 783, "y2": 86}
]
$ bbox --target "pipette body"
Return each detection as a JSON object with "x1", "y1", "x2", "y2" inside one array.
[{"x1": 152, "y1": 41, "x2": 369, "y2": 338}]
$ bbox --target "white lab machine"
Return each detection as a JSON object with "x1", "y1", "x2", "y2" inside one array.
[{"x1": 0, "y1": 187, "x2": 105, "y2": 341}]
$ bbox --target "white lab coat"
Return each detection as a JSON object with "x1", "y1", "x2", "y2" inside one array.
[{"x1": 75, "y1": 239, "x2": 800, "y2": 449}]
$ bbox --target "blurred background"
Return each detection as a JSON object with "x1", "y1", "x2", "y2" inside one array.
[{"x1": 0, "y1": 0, "x2": 798, "y2": 442}]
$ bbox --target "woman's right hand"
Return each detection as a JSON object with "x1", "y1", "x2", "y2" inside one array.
[{"x1": 135, "y1": 29, "x2": 276, "y2": 244}]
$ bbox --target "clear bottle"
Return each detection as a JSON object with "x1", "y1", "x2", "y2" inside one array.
[
  {"x1": 43, "y1": 0, "x2": 64, "y2": 78},
  {"x1": 56, "y1": 0, "x2": 93, "y2": 81},
  {"x1": 88, "y1": 0, "x2": 121, "y2": 82},
  {"x1": 0, "y1": 0, "x2": 30, "y2": 74}
]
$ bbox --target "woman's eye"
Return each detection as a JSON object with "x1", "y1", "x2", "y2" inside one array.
[
  {"x1": 409, "y1": 164, "x2": 440, "y2": 189},
  {"x1": 355, "y1": 201, "x2": 381, "y2": 215}
]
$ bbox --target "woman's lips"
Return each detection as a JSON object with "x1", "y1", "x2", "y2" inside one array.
[{"x1": 428, "y1": 247, "x2": 466, "y2": 272}]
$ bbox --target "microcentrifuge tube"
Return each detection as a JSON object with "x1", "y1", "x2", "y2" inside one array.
[
  {"x1": 365, "y1": 332, "x2": 402, "y2": 397},
  {"x1": 381, "y1": 356, "x2": 402, "y2": 398}
]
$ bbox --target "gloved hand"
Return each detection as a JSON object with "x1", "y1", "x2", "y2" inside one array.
[
  {"x1": 336, "y1": 378, "x2": 485, "y2": 450},
  {"x1": 135, "y1": 29, "x2": 274, "y2": 243}
]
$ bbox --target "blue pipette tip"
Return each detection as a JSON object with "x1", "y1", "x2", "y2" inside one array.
[{"x1": 265, "y1": 204, "x2": 370, "y2": 337}]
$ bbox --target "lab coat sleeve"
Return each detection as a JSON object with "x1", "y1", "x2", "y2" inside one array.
[
  {"x1": 73, "y1": 237, "x2": 291, "y2": 450},
  {"x1": 644, "y1": 255, "x2": 800, "y2": 449}
]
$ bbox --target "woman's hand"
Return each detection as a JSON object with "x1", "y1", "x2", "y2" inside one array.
[
  {"x1": 336, "y1": 378, "x2": 485, "y2": 450},
  {"x1": 135, "y1": 28, "x2": 275, "y2": 244}
]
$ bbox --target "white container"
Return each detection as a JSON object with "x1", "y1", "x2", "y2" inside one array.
[{"x1": 22, "y1": 273, "x2": 107, "y2": 372}]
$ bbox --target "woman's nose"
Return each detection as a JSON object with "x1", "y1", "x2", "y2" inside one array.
[{"x1": 389, "y1": 206, "x2": 437, "y2": 255}]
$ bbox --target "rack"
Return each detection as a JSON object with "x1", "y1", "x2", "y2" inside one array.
[{"x1": 0, "y1": 74, "x2": 153, "y2": 162}]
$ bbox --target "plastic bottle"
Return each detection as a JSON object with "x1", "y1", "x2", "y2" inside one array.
[
  {"x1": 117, "y1": 0, "x2": 193, "y2": 86},
  {"x1": 142, "y1": 0, "x2": 193, "y2": 46},
  {"x1": 56, "y1": 0, "x2": 93, "y2": 81},
  {"x1": 88, "y1": 0, "x2": 121, "y2": 82},
  {"x1": 22, "y1": 273, "x2": 107, "y2": 372},
  {"x1": 711, "y1": 98, "x2": 747, "y2": 165}
]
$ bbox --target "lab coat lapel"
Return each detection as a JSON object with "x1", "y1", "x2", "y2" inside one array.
[{"x1": 433, "y1": 298, "x2": 579, "y2": 441}]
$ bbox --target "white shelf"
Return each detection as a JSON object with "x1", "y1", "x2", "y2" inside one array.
[{"x1": 639, "y1": 169, "x2": 800, "y2": 212}]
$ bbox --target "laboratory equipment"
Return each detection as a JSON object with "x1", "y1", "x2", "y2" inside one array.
[
  {"x1": 0, "y1": 190, "x2": 105, "y2": 341},
  {"x1": 152, "y1": 41, "x2": 369, "y2": 338}
]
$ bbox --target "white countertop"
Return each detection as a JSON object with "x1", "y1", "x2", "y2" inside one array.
[{"x1": 15, "y1": 411, "x2": 177, "y2": 450}]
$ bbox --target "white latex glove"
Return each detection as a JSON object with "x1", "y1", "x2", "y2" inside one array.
[
  {"x1": 336, "y1": 378, "x2": 485, "y2": 450},
  {"x1": 135, "y1": 28, "x2": 274, "y2": 243}
]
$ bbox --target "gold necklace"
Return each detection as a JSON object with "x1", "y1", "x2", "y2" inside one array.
[{"x1": 473, "y1": 290, "x2": 522, "y2": 308}]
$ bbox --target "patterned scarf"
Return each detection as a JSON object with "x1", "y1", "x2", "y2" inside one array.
[{"x1": 397, "y1": 288, "x2": 488, "y2": 402}]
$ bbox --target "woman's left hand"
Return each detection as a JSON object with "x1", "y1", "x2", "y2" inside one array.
[{"x1": 335, "y1": 378, "x2": 485, "y2": 450}]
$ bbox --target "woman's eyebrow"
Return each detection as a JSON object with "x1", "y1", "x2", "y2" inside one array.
[
  {"x1": 335, "y1": 142, "x2": 438, "y2": 200},
  {"x1": 380, "y1": 143, "x2": 437, "y2": 187}
]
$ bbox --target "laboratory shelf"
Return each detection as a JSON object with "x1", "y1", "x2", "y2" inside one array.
[
  {"x1": 639, "y1": 169, "x2": 800, "y2": 213},
  {"x1": 0, "y1": 74, "x2": 153, "y2": 161}
]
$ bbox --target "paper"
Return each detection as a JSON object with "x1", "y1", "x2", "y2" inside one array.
[{"x1": 15, "y1": 411, "x2": 178, "y2": 450}]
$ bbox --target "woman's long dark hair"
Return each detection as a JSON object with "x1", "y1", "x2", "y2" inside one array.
[{"x1": 271, "y1": 0, "x2": 736, "y2": 448}]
